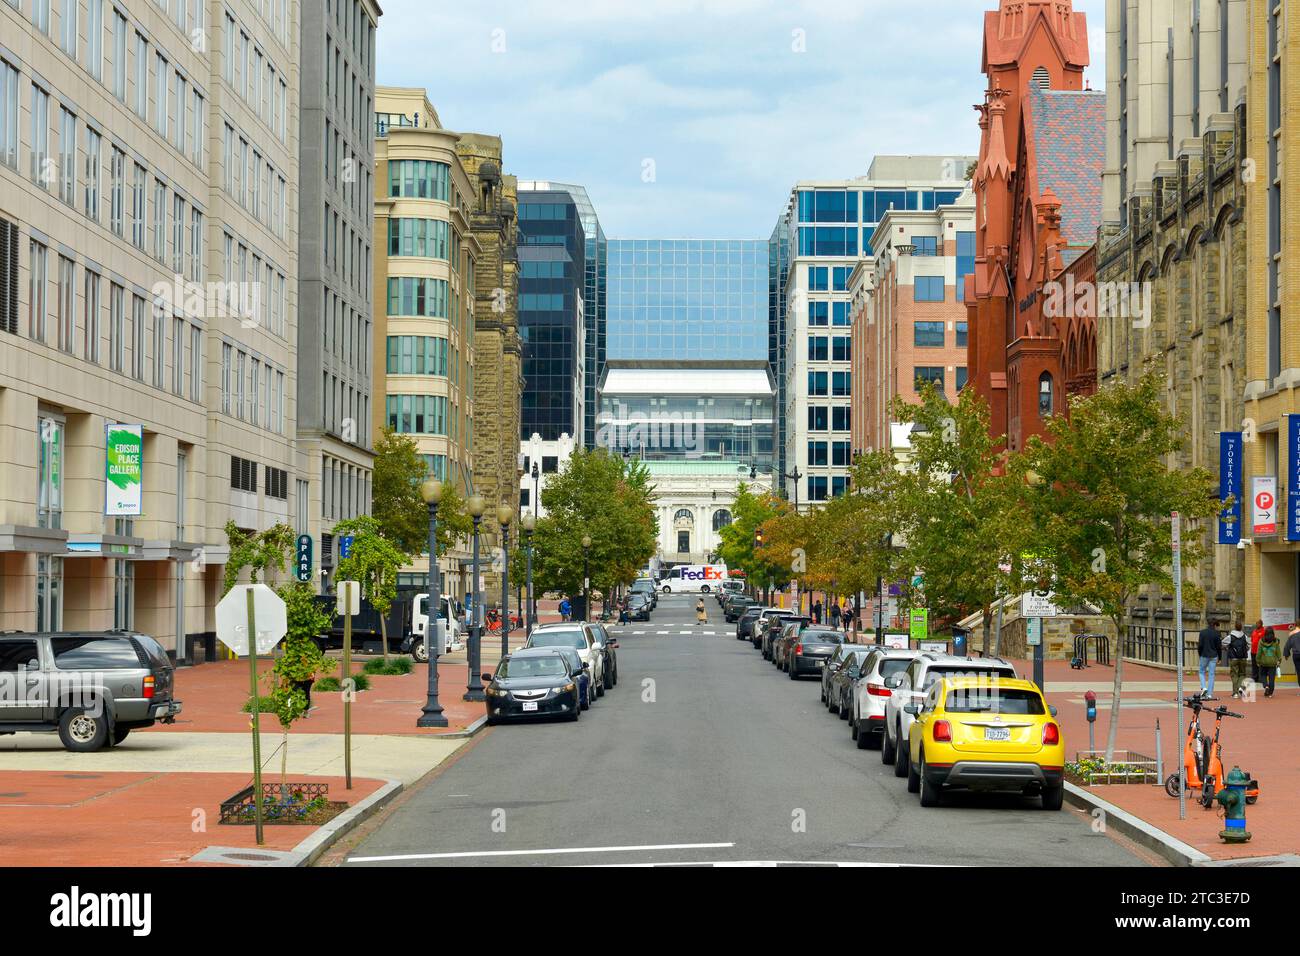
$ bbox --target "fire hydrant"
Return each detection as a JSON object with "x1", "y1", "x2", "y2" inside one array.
[{"x1": 1214, "y1": 766, "x2": 1253, "y2": 844}]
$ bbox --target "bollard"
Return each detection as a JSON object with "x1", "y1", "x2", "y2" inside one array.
[{"x1": 1155, "y1": 718, "x2": 1163, "y2": 794}]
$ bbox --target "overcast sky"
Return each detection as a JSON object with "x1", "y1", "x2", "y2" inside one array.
[{"x1": 376, "y1": 0, "x2": 1106, "y2": 239}]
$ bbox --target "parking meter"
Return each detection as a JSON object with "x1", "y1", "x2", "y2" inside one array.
[
  {"x1": 1085, "y1": 690, "x2": 1097, "y2": 752},
  {"x1": 952, "y1": 628, "x2": 968, "y2": 657}
]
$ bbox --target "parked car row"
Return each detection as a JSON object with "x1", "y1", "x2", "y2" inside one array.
[
  {"x1": 481, "y1": 621, "x2": 620, "y2": 725},
  {"x1": 736, "y1": 610, "x2": 1066, "y2": 810}
]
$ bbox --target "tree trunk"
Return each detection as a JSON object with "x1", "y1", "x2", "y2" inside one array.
[
  {"x1": 281, "y1": 728, "x2": 289, "y2": 794},
  {"x1": 380, "y1": 613, "x2": 390, "y2": 664},
  {"x1": 1103, "y1": 617, "x2": 1126, "y2": 763}
]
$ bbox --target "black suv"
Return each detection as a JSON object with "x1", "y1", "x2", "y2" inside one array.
[{"x1": 0, "y1": 631, "x2": 182, "y2": 751}]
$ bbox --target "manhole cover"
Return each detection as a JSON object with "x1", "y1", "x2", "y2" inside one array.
[{"x1": 225, "y1": 852, "x2": 282, "y2": 862}]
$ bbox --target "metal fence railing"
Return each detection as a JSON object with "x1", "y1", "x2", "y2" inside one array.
[{"x1": 1121, "y1": 625, "x2": 1198, "y2": 667}]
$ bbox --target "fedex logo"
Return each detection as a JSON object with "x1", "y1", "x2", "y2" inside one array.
[{"x1": 682, "y1": 567, "x2": 724, "y2": 581}]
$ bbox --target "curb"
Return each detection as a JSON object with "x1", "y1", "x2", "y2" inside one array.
[
  {"x1": 290, "y1": 777, "x2": 403, "y2": 867},
  {"x1": 437, "y1": 715, "x2": 489, "y2": 739},
  {"x1": 1064, "y1": 783, "x2": 1213, "y2": 867}
]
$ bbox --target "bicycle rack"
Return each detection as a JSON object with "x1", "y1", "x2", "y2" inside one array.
[{"x1": 1071, "y1": 633, "x2": 1112, "y2": 668}]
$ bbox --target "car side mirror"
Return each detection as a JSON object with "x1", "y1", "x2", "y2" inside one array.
[
  {"x1": 582, "y1": 662, "x2": 590, "y2": 670},
  {"x1": 480, "y1": 673, "x2": 494, "y2": 683},
  {"x1": 609, "y1": 641, "x2": 619, "y2": 649},
  {"x1": 1049, "y1": 705, "x2": 1058, "y2": 718},
  {"x1": 904, "y1": 704, "x2": 920, "y2": 716}
]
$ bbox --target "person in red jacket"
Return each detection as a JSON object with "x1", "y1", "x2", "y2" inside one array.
[{"x1": 1250, "y1": 619, "x2": 1269, "y2": 684}]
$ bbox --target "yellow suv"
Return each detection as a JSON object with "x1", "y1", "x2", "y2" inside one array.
[{"x1": 904, "y1": 676, "x2": 1065, "y2": 810}]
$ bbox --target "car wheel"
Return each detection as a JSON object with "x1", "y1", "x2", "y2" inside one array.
[
  {"x1": 838, "y1": 696, "x2": 849, "y2": 720},
  {"x1": 1041, "y1": 783, "x2": 1064, "y2": 811},
  {"x1": 789, "y1": 661, "x2": 798, "y2": 680},
  {"x1": 58, "y1": 707, "x2": 110, "y2": 752},
  {"x1": 906, "y1": 746, "x2": 922, "y2": 794},
  {"x1": 881, "y1": 724, "x2": 896, "y2": 764},
  {"x1": 820, "y1": 685, "x2": 826, "y2": 703},
  {"x1": 112, "y1": 726, "x2": 131, "y2": 746},
  {"x1": 850, "y1": 716, "x2": 859, "y2": 741},
  {"x1": 919, "y1": 753, "x2": 942, "y2": 807},
  {"x1": 893, "y1": 724, "x2": 909, "y2": 778},
  {"x1": 569, "y1": 703, "x2": 581, "y2": 722},
  {"x1": 581, "y1": 687, "x2": 591, "y2": 711},
  {"x1": 411, "y1": 640, "x2": 429, "y2": 664},
  {"x1": 486, "y1": 715, "x2": 499, "y2": 726},
  {"x1": 596, "y1": 677, "x2": 605, "y2": 698}
]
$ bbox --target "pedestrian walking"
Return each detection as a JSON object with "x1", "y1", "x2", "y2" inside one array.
[
  {"x1": 559, "y1": 596, "x2": 571, "y2": 622},
  {"x1": 1250, "y1": 619, "x2": 1268, "y2": 684},
  {"x1": 1285, "y1": 626, "x2": 1300, "y2": 694},
  {"x1": 829, "y1": 601, "x2": 842, "y2": 630},
  {"x1": 618, "y1": 597, "x2": 630, "y2": 625},
  {"x1": 1227, "y1": 620, "x2": 1250, "y2": 699},
  {"x1": 1197, "y1": 621, "x2": 1223, "y2": 700},
  {"x1": 1257, "y1": 627, "x2": 1283, "y2": 698},
  {"x1": 695, "y1": 597, "x2": 707, "y2": 627},
  {"x1": 812, "y1": 599, "x2": 823, "y2": 625}
]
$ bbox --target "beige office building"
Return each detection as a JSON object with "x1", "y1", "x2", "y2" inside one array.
[
  {"x1": 0, "y1": 0, "x2": 306, "y2": 655},
  {"x1": 372, "y1": 87, "x2": 477, "y2": 597}
]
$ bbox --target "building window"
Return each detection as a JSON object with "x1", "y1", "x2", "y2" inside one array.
[
  {"x1": 38, "y1": 416, "x2": 64, "y2": 528},
  {"x1": 58, "y1": 108, "x2": 76, "y2": 205},
  {"x1": 832, "y1": 336, "x2": 851, "y2": 362},
  {"x1": 807, "y1": 371, "x2": 828, "y2": 396},
  {"x1": 807, "y1": 406, "x2": 828, "y2": 432},
  {"x1": 808, "y1": 476, "x2": 829, "y2": 501},
  {"x1": 0, "y1": 58, "x2": 18, "y2": 171},
  {"x1": 832, "y1": 371, "x2": 851, "y2": 397},
  {"x1": 388, "y1": 159, "x2": 450, "y2": 201},
  {"x1": 677, "y1": 531, "x2": 690, "y2": 553},
  {"x1": 831, "y1": 441, "x2": 852, "y2": 467},
  {"x1": 914, "y1": 321, "x2": 946, "y2": 348},
  {"x1": 0, "y1": 218, "x2": 15, "y2": 335},
  {"x1": 914, "y1": 276, "x2": 945, "y2": 302},
  {"x1": 956, "y1": 367, "x2": 968, "y2": 392},
  {"x1": 807, "y1": 335, "x2": 828, "y2": 362},
  {"x1": 28, "y1": 238, "x2": 47, "y2": 341},
  {"x1": 1038, "y1": 372, "x2": 1054, "y2": 418},
  {"x1": 831, "y1": 407, "x2": 851, "y2": 432},
  {"x1": 807, "y1": 441, "x2": 828, "y2": 466},
  {"x1": 912, "y1": 236, "x2": 938, "y2": 256},
  {"x1": 36, "y1": 556, "x2": 62, "y2": 632},
  {"x1": 955, "y1": 322, "x2": 968, "y2": 348},
  {"x1": 914, "y1": 367, "x2": 945, "y2": 392},
  {"x1": 230, "y1": 455, "x2": 257, "y2": 493},
  {"x1": 711, "y1": 510, "x2": 732, "y2": 532}
]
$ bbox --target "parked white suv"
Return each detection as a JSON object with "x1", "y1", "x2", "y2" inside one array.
[
  {"x1": 883, "y1": 653, "x2": 1018, "y2": 777},
  {"x1": 525, "y1": 623, "x2": 607, "y2": 697},
  {"x1": 850, "y1": 648, "x2": 920, "y2": 750}
]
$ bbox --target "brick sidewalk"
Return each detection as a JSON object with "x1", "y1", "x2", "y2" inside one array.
[{"x1": 0, "y1": 770, "x2": 383, "y2": 866}]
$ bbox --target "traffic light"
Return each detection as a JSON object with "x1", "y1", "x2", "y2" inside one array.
[{"x1": 754, "y1": 528, "x2": 764, "y2": 548}]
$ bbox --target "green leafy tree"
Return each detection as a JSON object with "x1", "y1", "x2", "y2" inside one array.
[
  {"x1": 332, "y1": 514, "x2": 410, "y2": 663},
  {"x1": 890, "y1": 384, "x2": 1031, "y2": 649},
  {"x1": 371, "y1": 428, "x2": 470, "y2": 555},
  {"x1": 1018, "y1": 368, "x2": 1218, "y2": 761},
  {"x1": 222, "y1": 522, "x2": 334, "y2": 790},
  {"x1": 716, "y1": 485, "x2": 787, "y2": 599},
  {"x1": 527, "y1": 450, "x2": 658, "y2": 611}
]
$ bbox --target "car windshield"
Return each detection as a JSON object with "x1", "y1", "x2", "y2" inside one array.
[
  {"x1": 498, "y1": 657, "x2": 569, "y2": 679},
  {"x1": 529, "y1": 631, "x2": 586, "y2": 649},
  {"x1": 880, "y1": 659, "x2": 911, "y2": 680},
  {"x1": 801, "y1": 630, "x2": 843, "y2": 644},
  {"x1": 944, "y1": 688, "x2": 1045, "y2": 715}
]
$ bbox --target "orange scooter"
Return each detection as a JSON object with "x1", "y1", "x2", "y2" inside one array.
[{"x1": 1164, "y1": 697, "x2": 1260, "y2": 809}]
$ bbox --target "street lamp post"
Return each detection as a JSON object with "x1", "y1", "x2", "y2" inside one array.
[
  {"x1": 464, "y1": 495, "x2": 487, "y2": 702},
  {"x1": 582, "y1": 534, "x2": 592, "y2": 622},
  {"x1": 497, "y1": 504, "x2": 513, "y2": 661},
  {"x1": 417, "y1": 479, "x2": 448, "y2": 727},
  {"x1": 784, "y1": 467, "x2": 802, "y2": 512},
  {"x1": 522, "y1": 511, "x2": 536, "y2": 635},
  {"x1": 531, "y1": 462, "x2": 540, "y2": 518}
]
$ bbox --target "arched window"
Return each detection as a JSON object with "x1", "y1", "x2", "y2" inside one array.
[
  {"x1": 673, "y1": 508, "x2": 694, "y2": 526},
  {"x1": 1039, "y1": 372, "x2": 1054, "y2": 418},
  {"x1": 712, "y1": 509, "x2": 732, "y2": 531},
  {"x1": 1032, "y1": 66, "x2": 1051, "y2": 90}
]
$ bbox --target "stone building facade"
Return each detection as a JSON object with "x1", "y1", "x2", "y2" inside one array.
[{"x1": 455, "y1": 133, "x2": 522, "y2": 587}]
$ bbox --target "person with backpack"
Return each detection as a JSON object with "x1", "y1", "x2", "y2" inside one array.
[
  {"x1": 1285, "y1": 626, "x2": 1300, "y2": 694},
  {"x1": 812, "y1": 599, "x2": 823, "y2": 625},
  {"x1": 1256, "y1": 627, "x2": 1283, "y2": 698},
  {"x1": 559, "y1": 596, "x2": 571, "y2": 622},
  {"x1": 829, "y1": 601, "x2": 842, "y2": 631},
  {"x1": 1197, "y1": 621, "x2": 1223, "y2": 700},
  {"x1": 1226, "y1": 620, "x2": 1250, "y2": 699},
  {"x1": 1250, "y1": 619, "x2": 1269, "y2": 684},
  {"x1": 695, "y1": 596, "x2": 707, "y2": 627}
]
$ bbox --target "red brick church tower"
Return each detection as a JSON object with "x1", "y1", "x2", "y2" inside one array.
[{"x1": 966, "y1": 0, "x2": 1104, "y2": 450}]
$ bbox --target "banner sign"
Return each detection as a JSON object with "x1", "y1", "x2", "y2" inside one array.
[
  {"x1": 1252, "y1": 475, "x2": 1278, "y2": 537},
  {"x1": 909, "y1": 608, "x2": 928, "y2": 643},
  {"x1": 1289, "y1": 417, "x2": 1300, "y2": 541},
  {"x1": 104, "y1": 425, "x2": 143, "y2": 516},
  {"x1": 1218, "y1": 432, "x2": 1242, "y2": 544}
]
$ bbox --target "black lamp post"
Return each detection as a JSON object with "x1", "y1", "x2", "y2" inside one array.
[
  {"x1": 464, "y1": 494, "x2": 486, "y2": 702},
  {"x1": 582, "y1": 534, "x2": 592, "y2": 622},
  {"x1": 531, "y1": 461, "x2": 540, "y2": 517},
  {"x1": 522, "y1": 511, "x2": 536, "y2": 635},
  {"x1": 416, "y1": 478, "x2": 448, "y2": 727},
  {"x1": 497, "y1": 504, "x2": 513, "y2": 660}
]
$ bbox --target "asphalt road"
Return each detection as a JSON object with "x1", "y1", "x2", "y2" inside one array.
[{"x1": 341, "y1": 594, "x2": 1146, "y2": 867}]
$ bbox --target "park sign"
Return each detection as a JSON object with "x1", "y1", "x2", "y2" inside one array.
[
  {"x1": 104, "y1": 424, "x2": 143, "y2": 516},
  {"x1": 295, "y1": 535, "x2": 313, "y2": 583}
]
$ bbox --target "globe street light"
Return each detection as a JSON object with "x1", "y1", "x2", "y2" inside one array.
[
  {"x1": 522, "y1": 511, "x2": 536, "y2": 635},
  {"x1": 497, "y1": 504, "x2": 513, "y2": 661},
  {"x1": 464, "y1": 494, "x2": 487, "y2": 702},
  {"x1": 416, "y1": 478, "x2": 448, "y2": 728},
  {"x1": 582, "y1": 534, "x2": 592, "y2": 623}
]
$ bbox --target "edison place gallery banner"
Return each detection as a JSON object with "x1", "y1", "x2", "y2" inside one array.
[{"x1": 105, "y1": 425, "x2": 144, "y2": 517}]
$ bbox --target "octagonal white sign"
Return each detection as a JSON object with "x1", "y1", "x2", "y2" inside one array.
[{"x1": 216, "y1": 584, "x2": 288, "y2": 657}]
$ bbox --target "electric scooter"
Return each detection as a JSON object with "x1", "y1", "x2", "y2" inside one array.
[{"x1": 1164, "y1": 697, "x2": 1260, "y2": 808}]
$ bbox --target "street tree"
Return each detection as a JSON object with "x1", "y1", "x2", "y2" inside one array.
[
  {"x1": 1017, "y1": 368, "x2": 1218, "y2": 761},
  {"x1": 371, "y1": 428, "x2": 470, "y2": 556},
  {"x1": 716, "y1": 485, "x2": 787, "y2": 601},
  {"x1": 332, "y1": 514, "x2": 410, "y2": 663}
]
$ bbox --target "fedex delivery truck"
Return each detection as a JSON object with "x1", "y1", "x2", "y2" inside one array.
[{"x1": 657, "y1": 564, "x2": 729, "y2": 594}]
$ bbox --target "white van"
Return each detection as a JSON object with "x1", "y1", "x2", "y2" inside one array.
[
  {"x1": 409, "y1": 594, "x2": 463, "y2": 660},
  {"x1": 658, "y1": 564, "x2": 729, "y2": 594}
]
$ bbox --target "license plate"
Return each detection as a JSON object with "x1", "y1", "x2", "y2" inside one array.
[
  {"x1": 816, "y1": 660, "x2": 825, "y2": 668},
  {"x1": 984, "y1": 726, "x2": 1011, "y2": 741},
  {"x1": 522, "y1": 702, "x2": 538, "y2": 712}
]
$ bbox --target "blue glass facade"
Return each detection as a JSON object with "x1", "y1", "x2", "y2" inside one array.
[
  {"x1": 517, "y1": 191, "x2": 586, "y2": 442},
  {"x1": 768, "y1": 218, "x2": 789, "y2": 482},
  {"x1": 607, "y1": 239, "x2": 769, "y2": 361},
  {"x1": 793, "y1": 185, "x2": 966, "y2": 257}
]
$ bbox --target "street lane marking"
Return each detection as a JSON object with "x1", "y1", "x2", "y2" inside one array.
[{"x1": 346, "y1": 841, "x2": 736, "y2": 863}]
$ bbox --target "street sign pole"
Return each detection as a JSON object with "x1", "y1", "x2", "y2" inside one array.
[
  {"x1": 246, "y1": 587, "x2": 265, "y2": 845},
  {"x1": 1172, "y1": 511, "x2": 1186, "y2": 821},
  {"x1": 1033, "y1": 619, "x2": 1044, "y2": 692},
  {"x1": 342, "y1": 585, "x2": 354, "y2": 791}
]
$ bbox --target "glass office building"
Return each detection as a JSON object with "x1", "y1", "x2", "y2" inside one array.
[
  {"x1": 768, "y1": 218, "x2": 790, "y2": 482},
  {"x1": 606, "y1": 239, "x2": 768, "y2": 361},
  {"x1": 518, "y1": 190, "x2": 586, "y2": 441},
  {"x1": 519, "y1": 182, "x2": 606, "y2": 449}
]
